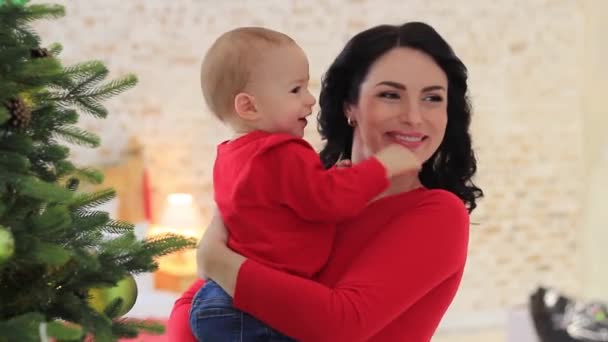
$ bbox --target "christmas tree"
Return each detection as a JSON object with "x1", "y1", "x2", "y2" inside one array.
[{"x1": 0, "y1": 1, "x2": 197, "y2": 341}]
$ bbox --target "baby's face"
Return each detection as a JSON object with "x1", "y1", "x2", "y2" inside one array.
[{"x1": 247, "y1": 43, "x2": 317, "y2": 138}]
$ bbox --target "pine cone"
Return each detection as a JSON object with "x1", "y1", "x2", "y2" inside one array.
[
  {"x1": 4, "y1": 97, "x2": 31, "y2": 129},
  {"x1": 66, "y1": 178, "x2": 80, "y2": 191},
  {"x1": 30, "y1": 47, "x2": 50, "y2": 59}
]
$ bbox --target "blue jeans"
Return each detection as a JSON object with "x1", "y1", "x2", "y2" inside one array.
[{"x1": 189, "y1": 280, "x2": 295, "y2": 342}]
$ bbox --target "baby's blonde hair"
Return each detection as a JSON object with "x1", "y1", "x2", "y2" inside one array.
[{"x1": 200, "y1": 27, "x2": 295, "y2": 121}]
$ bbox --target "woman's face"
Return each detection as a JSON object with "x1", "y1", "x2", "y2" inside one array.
[{"x1": 347, "y1": 47, "x2": 448, "y2": 165}]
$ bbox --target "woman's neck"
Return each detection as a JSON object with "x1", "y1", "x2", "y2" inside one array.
[{"x1": 378, "y1": 173, "x2": 423, "y2": 199}]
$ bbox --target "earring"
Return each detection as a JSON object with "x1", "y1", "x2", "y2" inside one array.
[{"x1": 347, "y1": 117, "x2": 357, "y2": 127}]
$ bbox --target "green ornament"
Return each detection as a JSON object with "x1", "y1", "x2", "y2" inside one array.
[
  {"x1": 0, "y1": 0, "x2": 28, "y2": 6},
  {"x1": 88, "y1": 274, "x2": 138, "y2": 317},
  {"x1": 0, "y1": 225, "x2": 15, "y2": 265}
]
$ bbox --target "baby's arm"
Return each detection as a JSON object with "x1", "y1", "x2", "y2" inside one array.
[{"x1": 249, "y1": 138, "x2": 419, "y2": 222}]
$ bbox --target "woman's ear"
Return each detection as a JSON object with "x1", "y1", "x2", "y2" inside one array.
[
  {"x1": 344, "y1": 103, "x2": 358, "y2": 127},
  {"x1": 234, "y1": 92, "x2": 260, "y2": 121}
]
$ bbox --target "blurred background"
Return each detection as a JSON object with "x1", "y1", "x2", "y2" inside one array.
[{"x1": 32, "y1": 0, "x2": 608, "y2": 341}]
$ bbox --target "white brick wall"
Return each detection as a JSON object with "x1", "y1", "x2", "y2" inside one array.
[{"x1": 32, "y1": 0, "x2": 587, "y2": 321}]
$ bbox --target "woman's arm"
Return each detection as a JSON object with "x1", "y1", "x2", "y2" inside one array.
[
  {"x1": 202, "y1": 191, "x2": 469, "y2": 341},
  {"x1": 166, "y1": 279, "x2": 205, "y2": 342},
  {"x1": 196, "y1": 208, "x2": 246, "y2": 296}
]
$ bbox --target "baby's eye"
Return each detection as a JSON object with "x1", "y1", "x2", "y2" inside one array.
[{"x1": 291, "y1": 86, "x2": 301, "y2": 94}]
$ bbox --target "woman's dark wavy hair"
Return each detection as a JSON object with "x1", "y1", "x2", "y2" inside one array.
[{"x1": 318, "y1": 22, "x2": 483, "y2": 213}]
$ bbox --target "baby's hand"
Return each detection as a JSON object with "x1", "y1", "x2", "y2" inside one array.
[{"x1": 375, "y1": 144, "x2": 421, "y2": 178}]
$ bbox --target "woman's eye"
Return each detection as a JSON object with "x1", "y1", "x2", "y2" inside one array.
[
  {"x1": 424, "y1": 94, "x2": 444, "y2": 102},
  {"x1": 379, "y1": 92, "x2": 400, "y2": 99}
]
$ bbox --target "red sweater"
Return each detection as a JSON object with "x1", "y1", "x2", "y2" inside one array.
[
  {"x1": 168, "y1": 188, "x2": 469, "y2": 341},
  {"x1": 214, "y1": 130, "x2": 389, "y2": 277}
]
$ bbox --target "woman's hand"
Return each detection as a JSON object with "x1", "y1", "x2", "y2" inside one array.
[
  {"x1": 196, "y1": 207, "x2": 227, "y2": 278},
  {"x1": 195, "y1": 207, "x2": 246, "y2": 296}
]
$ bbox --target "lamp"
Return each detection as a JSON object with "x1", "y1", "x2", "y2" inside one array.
[{"x1": 148, "y1": 193, "x2": 204, "y2": 292}]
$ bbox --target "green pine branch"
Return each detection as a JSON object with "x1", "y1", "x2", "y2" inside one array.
[
  {"x1": 27, "y1": 238, "x2": 72, "y2": 266},
  {"x1": 0, "y1": 46, "x2": 30, "y2": 72},
  {"x1": 0, "y1": 150, "x2": 31, "y2": 172},
  {"x1": 66, "y1": 167, "x2": 104, "y2": 185},
  {"x1": 0, "y1": 4, "x2": 65, "y2": 33},
  {"x1": 50, "y1": 291, "x2": 114, "y2": 341},
  {"x1": 47, "y1": 319, "x2": 84, "y2": 341},
  {"x1": 34, "y1": 143, "x2": 70, "y2": 162},
  {"x1": 64, "y1": 63, "x2": 108, "y2": 95},
  {"x1": 54, "y1": 160, "x2": 76, "y2": 178},
  {"x1": 29, "y1": 204, "x2": 72, "y2": 234},
  {"x1": 70, "y1": 189, "x2": 116, "y2": 212},
  {"x1": 102, "y1": 220, "x2": 135, "y2": 235},
  {"x1": 7, "y1": 174, "x2": 74, "y2": 203},
  {"x1": 47, "y1": 42, "x2": 62, "y2": 56},
  {"x1": 0, "y1": 106, "x2": 9, "y2": 125},
  {"x1": 48, "y1": 64, "x2": 136, "y2": 118},
  {"x1": 67, "y1": 230, "x2": 104, "y2": 249},
  {"x1": 0, "y1": 2, "x2": 62, "y2": 47},
  {"x1": 99, "y1": 232, "x2": 137, "y2": 255},
  {"x1": 29, "y1": 160, "x2": 59, "y2": 183},
  {"x1": 0, "y1": 312, "x2": 46, "y2": 342},
  {"x1": 0, "y1": 2, "x2": 196, "y2": 340},
  {"x1": 83, "y1": 74, "x2": 138, "y2": 102},
  {"x1": 71, "y1": 210, "x2": 111, "y2": 232},
  {"x1": 143, "y1": 234, "x2": 198, "y2": 259},
  {"x1": 54, "y1": 125, "x2": 100, "y2": 148},
  {"x1": 0, "y1": 133, "x2": 34, "y2": 155},
  {"x1": 19, "y1": 56, "x2": 64, "y2": 87},
  {"x1": 5, "y1": 24, "x2": 39, "y2": 48},
  {"x1": 111, "y1": 318, "x2": 165, "y2": 338},
  {"x1": 73, "y1": 96, "x2": 108, "y2": 118}
]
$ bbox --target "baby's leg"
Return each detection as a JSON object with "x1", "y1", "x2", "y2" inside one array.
[{"x1": 189, "y1": 279, "x2": 296, "y2": 341}]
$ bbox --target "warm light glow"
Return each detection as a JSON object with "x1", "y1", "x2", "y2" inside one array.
[
  {"x1": 149, "y1": 193, "x2": 205, "y2": 239},
  {"x1": 148, "y1": 193, "x2": 206, "y2": 277},
  {"x1": 147, "y1": 226, "x2": 201, "y2": 239},
  {"x1": 168, "y1": 193, "x2": 193, "y2": 206}
]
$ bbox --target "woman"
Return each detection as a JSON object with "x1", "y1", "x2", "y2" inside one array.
[{"x1": 169, "y1": 21, "x2": 483, "y2": 341}]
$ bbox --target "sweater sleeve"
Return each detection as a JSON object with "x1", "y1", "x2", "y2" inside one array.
[
  {"x1": 247, "y1": 139, "x2": 389, "y2": 222},
  {"x1": 232, "y1": 192, "x2": 469, "y2": 341},
  {"x1": 166, "y1": 279, "x2": 205, "y2": 342}
]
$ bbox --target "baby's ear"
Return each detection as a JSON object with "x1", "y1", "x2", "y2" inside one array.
[{"x1": 234, "y1": 92, "x2": 259, "y2": 121}]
